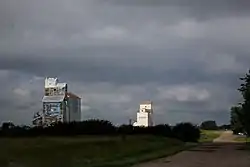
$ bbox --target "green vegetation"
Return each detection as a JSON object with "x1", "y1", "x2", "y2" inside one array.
[
  {"x1": 230, "y1": 70, "x2": 250, "y2": 136},
  {"x1": 0, "y1": 121, "x2": 201, "y2": 143},
  {"x1": 0, "y1": 136, "x2": 189, "y2": 167},
  {"x1": 200, "y1": 120, "x2": 218, "y2": 130},
  {"x1": 0, "y1": 120, "x2": 200, "y2": 166},
  {"x1": 199, "y1": 130, "x2": 222, "y2": 142},
  {"x1": 230, "y1": 106, "x2": 244, "y2": 134},
  {"x1": 234, "y1": 136, "x2": 250, "y2": 142}
]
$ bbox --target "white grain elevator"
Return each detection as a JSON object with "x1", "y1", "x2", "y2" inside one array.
[{"x1": 133, "y1": 101, "x2": 153, "y2": 127}]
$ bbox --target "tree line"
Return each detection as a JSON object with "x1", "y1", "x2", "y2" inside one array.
[
  {"x1": 0, "y1": 120, "x2": 200, "y2": 142},
  {"x1": 231, "y1": 70, "x2": 250, "y2": 136},
  {"x1": 200, "y1": 120, "x2": 230, "y2": 130}
]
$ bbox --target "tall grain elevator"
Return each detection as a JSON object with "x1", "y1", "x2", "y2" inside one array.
[
  {"x1": 33, "y1": 77, "x2": 81, "y2": 126},
  {"x1": 133, "y1": 101, "x2": 153, "y2": 127}
]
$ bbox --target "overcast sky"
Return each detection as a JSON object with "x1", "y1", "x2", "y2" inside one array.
[{"x1": 0, "y1": 0, "x2": 249, "y2": 126}]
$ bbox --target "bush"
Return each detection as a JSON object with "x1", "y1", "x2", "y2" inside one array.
[
  {"x1": 0, "y1": 120, "x2": 117, "y2": 137},
  {"x1": 172, "y1": 122, "x2": 200, "y2": 142},
  {"x1": 116, "y1": 124, "x2": 172, "y2": 137},
  {"x1": 0, "y1": 120, "x2": 200, "y2": 142},
  {"x1": 200, "y1": 120, "x2": 218, "y2": 130},
  {"x1": 117, "y1": 125, "x2": 134, "y2": 135},
  {"x1": 150, "y1": 124, "x2": 173, "y2": 137}
]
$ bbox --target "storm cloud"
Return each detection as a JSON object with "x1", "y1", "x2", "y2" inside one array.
[{"x1": 0, "y1": 0, "x2": 249, "y2": 125}]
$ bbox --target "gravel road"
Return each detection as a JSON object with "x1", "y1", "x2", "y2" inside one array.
[{"x1": 133, "y1": 131, "x2": 250, "y2": 167}]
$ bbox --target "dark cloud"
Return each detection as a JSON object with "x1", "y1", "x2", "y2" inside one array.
[
  {"x1": 0, "y1": 0, "x2": 249, "y2": 125},
  {"x1": 103, "y1": 0, "x2": 250, "y2": 20},
  {"x1": 0, "y1": 44, "x2": 247, "y2": 86}
]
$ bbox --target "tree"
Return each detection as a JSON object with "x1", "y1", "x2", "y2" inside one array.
[
  {"x1": 230, "y1": 106, "x2": 244, "y2": 134},
  {"x1": 172, "y1": 122, "x2": 200, "y2": 142},
  {"x1": 1, "y1": 122, "x2": 15, "y2": 130},
  {"x1": 218, "y1": 124, "x2": 231, "y2": 130},
  {"x1": 1, "y1": 122, "x2": 15, "y2": 136},
  {"x1": 237, "y1": 70, "x2": 250, "y2": 136},
  {"x1": 200, "y1": 120, "x2": 218, "y2": 130}
]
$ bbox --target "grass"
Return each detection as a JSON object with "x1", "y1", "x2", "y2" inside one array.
[
  {"x1": 234, "y1": 137, "x2": 250, "y2": 151},
  {"x1": 234, "y1": 136, "x2": 250, "y2": 143},
  {"x1": 0, "y1": 135, "x2": 189, "y2": 167},
  {"x1": 199, "y1": 130, "x2": 222, "y2": 143}
]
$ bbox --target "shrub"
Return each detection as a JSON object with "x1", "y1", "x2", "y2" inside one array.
[
  {"x1": 200, "y1": 120, "x2": 218, "y2": 130},
  {"x1": 150, "y1": 124, "x2": 173, "y2": 137},
  {"x1": 0, "y1": 120, "x2": 200, "y2": 142},
  {"x1": 172, "y1": 122, "x2": 200, "y2": 142}
]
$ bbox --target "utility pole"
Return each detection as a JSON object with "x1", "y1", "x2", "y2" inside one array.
[
  {"x1": 129, "y1": 119, "x2": 132, "y2": 125},
  {"x1": 68, "y1": 101, "x2": 70, "y2": 122}
]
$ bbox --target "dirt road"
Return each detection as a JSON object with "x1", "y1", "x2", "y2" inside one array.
[
  {"x1": 213, "y1": 130, "x2": 237, "y2": 143},
  {"x1": 133, "y1": 131, "x2": 250, "y2": 167}
]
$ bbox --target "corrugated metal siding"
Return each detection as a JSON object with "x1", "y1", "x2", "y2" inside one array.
[
  {"x1": 42, "y1": 96, "x2": 65, "y2": 102},
  {"x1": 66, "y1": 97, "x2": 81, "y2": 122}
]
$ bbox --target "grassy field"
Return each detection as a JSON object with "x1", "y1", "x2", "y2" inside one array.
[
  {"x1": 199, "y1": 130, "x2": 222, "y2": 142},
  {"x1": 0, "y1": 136, "x2": 189, "y2": 167},
  {"x1": 234, "y1": 136, "x2": 250, "y2": 143}
]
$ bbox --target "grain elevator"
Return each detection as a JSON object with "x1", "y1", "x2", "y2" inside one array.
[
  {"x1": 133, "y1": 101, "x2": 153, "y2": 127},
  {"x1": 33, "y1": 77, "x2": 81, "y2": 126}
]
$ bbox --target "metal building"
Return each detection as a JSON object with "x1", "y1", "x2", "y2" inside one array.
[
  {"x1": 133, "y1": 101, "x2": 153, "y2": 127},
  {"x1": 33, "y1": 77, "x2": 81, "y2": 126}
]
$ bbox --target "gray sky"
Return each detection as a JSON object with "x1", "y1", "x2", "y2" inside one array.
[{"x1": 0, "y1": 0, "x2": 249, "y2": 126}]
